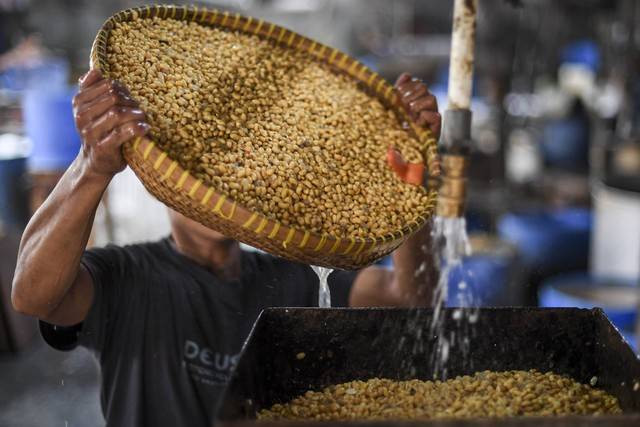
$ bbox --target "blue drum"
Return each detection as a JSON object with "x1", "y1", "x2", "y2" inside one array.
[
  {"x1": 539, "y1": 272, "x2": 638, "y2": 331},
  {"x1": 498, "y1": 208, "x2": 591, "y2": 273},
  {"x1": 22, "y1": 88, "x2": 81, "y2": 172}
]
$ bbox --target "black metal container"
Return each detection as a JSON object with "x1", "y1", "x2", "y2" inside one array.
[{"x1": 216, "y1": 308, "x2": 640, "y2": 427}]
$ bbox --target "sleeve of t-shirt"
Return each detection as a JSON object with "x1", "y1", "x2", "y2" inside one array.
[
  {"x1": 40, "y1": 245, "x2": 132, "y2": 353},
  {"x1": 78, "y1": 245, "x2": 133, "y2": 352}
]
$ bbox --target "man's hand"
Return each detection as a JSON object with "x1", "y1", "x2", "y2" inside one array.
[
  {"x1": 395, "y1": 72, "x2": 441, "y2": 139},
  {"x1": 73, "y1": 69, "x2": 150, "y2": 177},
  {"x1": 386, "y1": 73, "x2": 441, "y2": 185}
]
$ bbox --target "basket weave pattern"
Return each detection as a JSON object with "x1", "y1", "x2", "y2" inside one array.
[{"x1": 90, "y1": 5, "x2": 439, "y2": 269}]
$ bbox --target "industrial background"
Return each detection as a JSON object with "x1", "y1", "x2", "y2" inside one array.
[{"x1": 0, "y1": 0, "x2": 639, "y2": 425}]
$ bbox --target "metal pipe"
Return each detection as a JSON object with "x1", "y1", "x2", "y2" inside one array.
[
  {"x1": 437, "y1": 0, "x2": 477, "y2": 218},
  {"x1": 447, "y1": 0, "x2": 477, "y2": 111}
]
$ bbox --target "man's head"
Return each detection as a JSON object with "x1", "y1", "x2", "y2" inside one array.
[
  {"x1": 167, "y1": 209, "x2": 241, "y2": 273},
  {"x1": 168, "y1": 209, "x2": 234, "y2": 244}
]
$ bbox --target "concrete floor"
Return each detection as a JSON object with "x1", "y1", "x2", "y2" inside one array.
[{"x1": 0, "y1": 336, "x2": 103, "y2": 427}]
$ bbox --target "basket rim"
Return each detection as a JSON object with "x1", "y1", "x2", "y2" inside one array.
[{"x1": 89, "y1": 4, "x2": 439, "y2": 264}]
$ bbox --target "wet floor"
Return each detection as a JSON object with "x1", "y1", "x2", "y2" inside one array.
[{"x1": 0, "y1": 336, "x2": 103, "y2": 427}]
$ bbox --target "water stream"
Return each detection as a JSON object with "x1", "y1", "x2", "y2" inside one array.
[
  {"x1": 429, "y1": 215, "x2": 475, "y2": 379},
  {"x1": 311, "y1": 265, "x2": 333, "y2": 308}
]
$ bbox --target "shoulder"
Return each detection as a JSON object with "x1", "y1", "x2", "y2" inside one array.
[
  {"x1": 85, "y1": 238, "x2": 170, "y2": 259},
  {"x1": 82, "y1": 238, "x2": 172, "y2": 277}
]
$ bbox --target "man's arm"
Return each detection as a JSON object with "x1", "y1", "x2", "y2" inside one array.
[
  {"x1": 11, "y1": 69, "x2": 149, "y2": 326},
  {"x1": 350, "y1": 73, "x2": 441, "y2": 308}
]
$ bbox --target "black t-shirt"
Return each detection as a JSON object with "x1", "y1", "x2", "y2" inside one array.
[{"x1": 40, "y1": 238, "x2": 356, "y2": 427}]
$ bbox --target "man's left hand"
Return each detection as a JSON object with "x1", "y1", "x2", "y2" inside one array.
[{"x1": 394, "y1": 72, "x2": 441, "y2": 139}]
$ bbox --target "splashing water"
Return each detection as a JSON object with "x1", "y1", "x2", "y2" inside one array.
[
  {"x1": 311, "y1": 266, "x2": 333, "y2": 308},
  {"x1": 429, "y1": 216, "x2": 474, "y2": 379},
  {"x1": 431, "y1": 216, "x2": 471, "y2": 329}
]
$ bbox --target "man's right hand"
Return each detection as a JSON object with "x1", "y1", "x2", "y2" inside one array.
[
  {"x1": 12, "y1": 69, "x2": 150, "y2": 325},
  {"x1": 73, "y1": 69, "x2": 150, "y2": 177}
]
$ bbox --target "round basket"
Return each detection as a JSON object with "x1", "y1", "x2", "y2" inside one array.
[{"x1": 90, "y1": 5, "x2": 440, "y2": 270}]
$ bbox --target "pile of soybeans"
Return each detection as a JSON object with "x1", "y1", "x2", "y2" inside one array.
[
  {"x1": 106, "y1": 17, "x2": 431, "y2": 239},
  {"x1": 257, "y1": 370, "x2": 622, "y2": 421}
]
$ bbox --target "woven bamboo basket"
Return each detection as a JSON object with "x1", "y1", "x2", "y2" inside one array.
[{"x1": 90, "y1": 5, "x2": 440, "y2": 270}]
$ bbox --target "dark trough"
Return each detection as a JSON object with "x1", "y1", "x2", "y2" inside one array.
[{"x1": 216, "y1": 308, "x2": 640, "y2": 427}]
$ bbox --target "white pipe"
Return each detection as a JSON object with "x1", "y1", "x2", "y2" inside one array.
[{"x1": 447, "y1": 0, "x2": 477, "y2": 110}]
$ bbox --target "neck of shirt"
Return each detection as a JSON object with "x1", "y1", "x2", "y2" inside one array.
[{"x1": 166, "y1": 236, "x2": 244, "y2": 281}]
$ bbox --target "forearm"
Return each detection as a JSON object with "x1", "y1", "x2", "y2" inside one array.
[
  {"x1": 389, "y1": 221, "x2": 438, "y2": 306},
  {"x1": 12, "y1": 154, "x2": 111, "y2": 317},
  {"x1": 349, "y1": 222, "x2": 438, "y2": 308}
]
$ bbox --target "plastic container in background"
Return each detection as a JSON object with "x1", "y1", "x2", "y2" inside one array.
[
  {"x1": 0, "y1": 157, "x2": 28, "y2": 228},
  {"x1": 541, "y1": 114, "x2": 590, "y2": 172},
  {"x1": 0, "y1": 58, "x2": 69, "y2": 94},
  {"x1": 379, "y1": 234, "x2": 525, "y2": 306},
  {"x1": 539, "y1": 272, "x2": 638, "y2": 331},
  {"x1": 497, "y1": 208, "x2": 591, "y2": 273},
  {"x1": 591, "y1": 180, "x2": 640, "y2": 281},
  {"x1": 0, "y1": 134, "x2": 30, "y2": 228},
  {"x1": 561, "y1": 40, "x2": 600, "y2": 72},
  {"x1": 448, "y1": 255, "x2": 510, "y2": 306},
  {"x1": 447, "y1": 234, "x2": 525, "y2": 307},
  {"x1": 22, "y1": 88, "x2": 81, "y2": 172}
]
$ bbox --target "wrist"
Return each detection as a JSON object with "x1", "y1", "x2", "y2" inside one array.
[{"x1": 73, "y1": 152, "x2": 117, "y2": 186}]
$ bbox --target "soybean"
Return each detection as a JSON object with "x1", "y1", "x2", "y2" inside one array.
[
  {"x1": 258, "y1": 370, "x2": 622, "y2": 421},
  {"x1": 107, "y1": 17, "x2": 429, "y2": 238}
]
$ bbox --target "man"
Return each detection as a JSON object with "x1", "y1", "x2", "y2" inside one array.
[{"x1": 12, "y1": 69, "x2": 441, "y2": 426}]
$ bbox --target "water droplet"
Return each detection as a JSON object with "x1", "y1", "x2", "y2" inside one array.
[
  {"x1": 440, "y1": 339, "x2": 450, "y2": 363},
  {"x1": 468, "y1": 311, "x2": 479, "y2": 324},
  {"x1": 414, "y1": 262, "x2": 426, "y2": 277}
]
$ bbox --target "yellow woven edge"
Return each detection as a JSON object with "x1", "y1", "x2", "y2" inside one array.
[
  {"x1": 126, "y1": 137, "x2": 436, "y2": 256},
  {"x1": 91, "y1": 5, "x2": 439, "y2": 269}
]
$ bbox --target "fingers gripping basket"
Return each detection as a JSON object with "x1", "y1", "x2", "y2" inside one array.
[{"x1": 90, "y1": 5, "x2": 440, "y2": 270}]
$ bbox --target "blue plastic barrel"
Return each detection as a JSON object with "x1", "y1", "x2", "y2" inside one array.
[
  {"x1": 22, "y1": 88, "x2": 81, "y2": 172},
  {"x1": 447, "y1": 255, "x2": 518, "y2": 307},
  {"x1": 448, "y1": 255, "x2": 509, "y2": 306},
  {"x1": 0, "y1": 157, "x2": 28, "y2": 227},
  {"x1": 539, "y1": 272, "x2": 638, "y2": 331},
  {"x1": 0, "y1": 58, "x2": 69, "y2": 93},
  {"x1": 381, "y1": 253, "x2": 516, "y2": 306},
  {"x1": 561, "y1": 40, "x2": 600, "y2": 72},
  {"x1": 445, "y1": 235, "x2": 524, "y2": 307},
  {"x1": 542, "y1": 116, "x2": 589, "y2": 171},
  {"x1": 497, "y1": 209, "x2": 591, "y2": 272}
]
